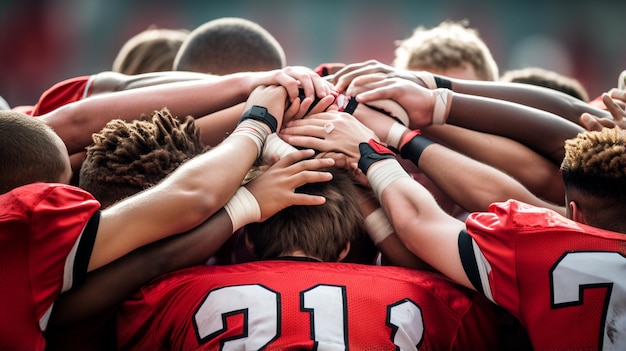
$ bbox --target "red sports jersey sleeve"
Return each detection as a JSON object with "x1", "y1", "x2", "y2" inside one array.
[
  {"x1": 460, "y1": 199, "x2": 626, "y2": 350},
  {"x1": 29, "y1": 75, "x2": 94, "y2": 116},
  {"x1": 118, "y1": 260, "x2": 499, "y2": 350},
  {"x1": 0, "y1": 183, "x2": 100, "y2": 350}
]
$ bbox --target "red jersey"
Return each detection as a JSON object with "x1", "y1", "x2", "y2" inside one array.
[
  {"x1": 118, "y1": 259, "x2": 499, "y2": 351},
  {"x1": 459, "y1": 199, "x2": 626, "y2": 350},
  {"x1": 29, "y1": 75, "x2": 94, "y2": 116},
  {"x1": 0, "y1": 183, "x2": 100, "y2": 350}
]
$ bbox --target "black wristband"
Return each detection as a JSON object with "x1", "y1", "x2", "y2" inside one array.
[
  {"x1": 434, "y1": 76, "x2": 452, "y2": 90},
  {"x1": 358, "y1": 139, "x2": 396, "y2": 174},
  {"x1": 240, "y1": 105, "x2": 277, "y2": 133},
  {"x1": 343, "y1": 96, "x2": 359, "y2": 115},
  {"x1": 400, "y1": 134, "x2": 435, "y2": 165}
]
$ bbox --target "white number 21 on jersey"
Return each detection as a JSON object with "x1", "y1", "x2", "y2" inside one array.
[{"x1": 194, "y1": 284, "x2": 424, "y2": 350}]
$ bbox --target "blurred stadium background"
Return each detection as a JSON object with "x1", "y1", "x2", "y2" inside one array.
[{"x1": 1, "y1": 0, "x2": 624, "y2": 107}]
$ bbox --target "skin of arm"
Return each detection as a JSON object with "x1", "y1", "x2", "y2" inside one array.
[
  {"x1": 282, "y1": 111, "x2": 565, "y2": 215},
  {"x1": 415, "y1": 141, "x2": 565, "y2": 215},
  {"x1": 86, "y1": 85, "x2": 289, "y2": 271},
  {"x1": 422, "y1": 124, "x2": 565, "y2": 205},
  {"x1": 380, "y1": 175, "x2": 472, "y2": 288},
  {"x1": 88, "y1": 70, "x2": 216, "y2": 96},
  {"x1": 356, "y1": 185, "x2": 434, "y2": 271},
  {"x1": 346, "y1": 74, "x2": 585, "y2": 165},
  {"x1": 41, "y1": 67, "x2": 334, "y2": 155},
  {"x1": 332, "y1": 59, "x2": 610, "y2": 125},
  {"x1": 48, "y1": 149, "x2": 334, "y2": 327}
]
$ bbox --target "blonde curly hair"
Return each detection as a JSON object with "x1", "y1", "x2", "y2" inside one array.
[{"x1": 561, "y1": 127, "x2": 626, "y2": 232}]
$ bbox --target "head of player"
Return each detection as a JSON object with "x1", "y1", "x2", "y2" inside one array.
[
  {"x1": 79, "y1": 108, "x2": 208, "y2": 209},
  {"x1": 560, "y1": 127, "x2": 626, "y2": 233},
  {"x1": 0, "y1": 110, "x2": 72, "y2": 194},
  {"x1": 245, "y1": 167, "x2": 364, "y2": 262}
]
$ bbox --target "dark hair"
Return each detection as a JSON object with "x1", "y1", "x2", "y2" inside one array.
[
  {"x1": 500, "y1": 67, "x2": 589, "y2": 102},
  {"x1": 245, "y1": 167, "x2": 364, "y2": 262},
  {"x1": 79, "y1": 108, "x2": 207, "y2": 208},
  {"x1": 173, "y1": 17, "x2": 286, "y2": 75},
  {"x1": 561, "y1": 127, "x2": 626, "y2": 232},
  {"x1": 0, "y1": 110, "x2": 68, "y2": 194}
]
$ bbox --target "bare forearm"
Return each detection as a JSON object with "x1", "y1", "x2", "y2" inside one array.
[
  {"x1": 446, "y1": 93, "x2": 585, "y2": 164},
  {"x1": 49, "y1": 209, "x2": 233, "y2": 327},
  {"x1": 89, "y1": 71, "x2": 216, "y2": 96},
  {"x1": 416, "y1": 142, "x2": 565, "y2": 215},
  {"x1": 91, "y1": 134, "x2": 258, "y2": 270},
  {"x1": 447, "y1": 77, "x2": 610, "y2": 124},
  {"x1": 380, "y1": 177, "x2": 471, "y2": 288},
  {"x1": 43, "y1": 75, "x2": 253, "y2": 154},
  {"x1": 423, "y1": 124, "x2": 565, "y2": 205}
]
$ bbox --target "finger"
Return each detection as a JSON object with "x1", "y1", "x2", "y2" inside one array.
[
  {"x1": 287, "y1": 193, "x2": 327, "y2": 206},
  {"x1": 287, "y1": 156, "x2": 335, "y2": 172},
  {"x1": 294, "y1": 97, "x2": 315, "y2": 120},
  {"x1": 276, "y1": 71, "x2": 302, "y2": 101},
  {"x1": 580, "y1": 113, "x2": 614, "y2": 131},
  {"x1": 289, "y1": 169, "x2": 334, "y2": 186},
  {"x1": 282, "y1": 135, "x2": 327, "y2": 151},
  {"x1": 602, "y1": 93, "x2": 625, "y2": 121},
  {"x1": 608, "y1": 88, "x2": 626, "y2": 102},
  {"x1": 278, "y1": 148, "x2": 317, "y2": 165},
  {"x1": 355, "y1": 87, "x2": 394, "y2": 104},
  {"x1": 284, "y1": 97, "x2": 302, "y2": 121},
  {"x1": 306, "y1": 95, "x2": 336, "y2": 116},
  {"x1": 282, "y1": 115, "x2": 332, "y2": 129}
]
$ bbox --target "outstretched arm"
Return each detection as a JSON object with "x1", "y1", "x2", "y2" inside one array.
[
  {"x1": 88, "y1": 85, "x2": 291, "y2": 271},
  {"x1": 47, "y1": 149, "x2": 334, "y2": 327},
  {"x1": 347, "y1": 74, "x2": 584, "y2": 164},
  {"x1": 332, "y1": 59, "x2": 610, "y2": 125},
  {"x1": 282, "y1": 111, "x2": 565, "y2": 214},
  {"x1": 42, "y1": 66, "x2": 334, "y2": 155}
]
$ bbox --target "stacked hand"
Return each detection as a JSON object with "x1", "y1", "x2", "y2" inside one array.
[{"x1": 580, "y1": 89, "x2": 626, "y2": 131}]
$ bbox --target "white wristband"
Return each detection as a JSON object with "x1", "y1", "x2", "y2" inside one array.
[
  {"x1": 262, "y1": 133, "x2": 297, "y2": 162},
  {"x1": 364, "y1": 207, "x2": 394, "y2": 245},
  {"x1": 385, "y1": 122, "x2": 408, "y2": 150},
  {"x1": 224, "y1": 187, "x2": 261, "y2": 233},
  {"x1": 367, "y1": 159, "x2": 411, "y2": 202},
  {"x1": 432, "y1": 88, "x2": 453, "y2": 125}
]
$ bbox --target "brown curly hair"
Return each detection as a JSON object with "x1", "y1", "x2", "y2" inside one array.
[
  {"x1": 561, "y1": 127, "x2": 626, "y2": 232},
  {"x1": 79, "y1": 108, "x2": 208, "y2": 208}
]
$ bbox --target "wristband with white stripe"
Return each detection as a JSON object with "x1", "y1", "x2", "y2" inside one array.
[
  {"x1": 224, "y1": 187, "x2": 261, "y2": 233},
  {"x1": 364, "y1": 207, "x2": 394, "y2": 245},
  {"x1": 231, "y1": 119, "x2": 270, "y2": 158}
]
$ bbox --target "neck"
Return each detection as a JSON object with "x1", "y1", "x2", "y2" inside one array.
[{"x1": 278, "y1": 249, "x2": 322, "y2": 262}]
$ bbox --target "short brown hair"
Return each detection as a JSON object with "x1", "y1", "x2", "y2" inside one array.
[
  {"x1": 79, "y1": 108, "x2": 207, "y2": 208},
  {"x1": 394, "y1": 20, "x2": 498, "y2": 81},
  {"x1": 245, "y1": 167, "x2": 364, "y2": 262},
  {"x1": 173, "y1": 17, "x2": 286, "y2": 75},
  {"x1": 561, "y1": 127, "x2": 626, "y2": 232},
  {"x1": 0, "y1": 110, "x2": 69, "y2": 194}
]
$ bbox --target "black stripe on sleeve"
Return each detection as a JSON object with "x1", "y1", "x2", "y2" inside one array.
[
  {"x1": 73, "y1": 210, "x2": 101, "y2": 286},
  {"x1": 458, "y1": 229, "x2": 484, "y2": 295}
]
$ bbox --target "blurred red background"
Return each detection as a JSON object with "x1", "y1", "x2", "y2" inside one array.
[{"x1": 0, "y1": 0, "x2": 623, "y2": 107}]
